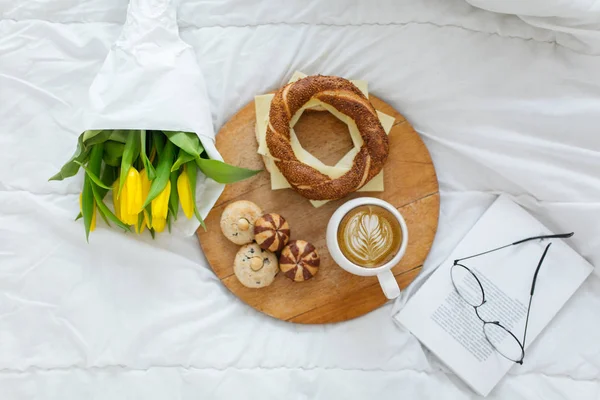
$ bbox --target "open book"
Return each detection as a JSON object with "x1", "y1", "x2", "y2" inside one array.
[{"x1": 396, "y1": 195, "x2": 594, "y2": 396}]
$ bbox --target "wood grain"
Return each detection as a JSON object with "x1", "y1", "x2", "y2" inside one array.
[{"x1": 197, "y1": 94, "x2": 439, "y2": 324}]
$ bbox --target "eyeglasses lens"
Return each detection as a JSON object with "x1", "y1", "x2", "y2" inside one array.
[
  {"x1": 451, "y1": 264, "x2": 485, "y2": 307},
  {"x1": 483, "y1": 322, "x2": 524, "y2": 362}
]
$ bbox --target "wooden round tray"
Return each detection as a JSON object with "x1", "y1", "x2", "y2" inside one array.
[{"x1": 197, "y1": 95, "x2": 439, "y2": 324}]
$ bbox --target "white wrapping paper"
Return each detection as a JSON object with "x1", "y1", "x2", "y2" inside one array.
[{"x1": 82, "y1": 0, "x2": 223, "y2": 235}]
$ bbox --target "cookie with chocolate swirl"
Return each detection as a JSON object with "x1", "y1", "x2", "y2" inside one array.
[
  {"x1": 254, "y1": 213, "x2": 290, "y2": 253},
  {"x1": 279, "y1": 240, "x2": 319, "y2": 282}
]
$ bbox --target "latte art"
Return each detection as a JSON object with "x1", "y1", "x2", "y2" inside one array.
[{"x1": 337, "y1": 205, "x2": 402, "y2": 268}]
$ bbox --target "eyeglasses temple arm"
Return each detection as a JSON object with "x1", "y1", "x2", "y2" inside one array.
[
  {"x1": 513, "y1": 232, "x2": 573, "y2": 246},
  {"x1": 522, "y1": 242, "x2": 552, "y2": 350},
  {"x1": 454, "y1": 233, "x2": 572, "y2": 264}
]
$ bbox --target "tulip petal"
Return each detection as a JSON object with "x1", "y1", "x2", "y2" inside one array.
[
  {"x1": 177, "y1": 168, "x2": 193, "y2": 219},
  {"x1": 143, "y1": 139, "x2": 176, "y2": 208},
  {"x1": 151, "y1": 180, "x2": 170, "y2": 220},
  {"x1": 93, "y1": 184, "x2": 130, "y2": 232},
  {"x1": 153, "y1": 217, "x2": 166, "y2": 233},
  {"x1": 124, "y1": 167, "x2": 143, "y2": 216},
  {"x1": 118, "y1": 132, "x2": 141, "y2": 197}
]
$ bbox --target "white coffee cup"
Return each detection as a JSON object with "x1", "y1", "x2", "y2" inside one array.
[{"x1": 326, "y1": 197, "x2": 409, "y2": 299}]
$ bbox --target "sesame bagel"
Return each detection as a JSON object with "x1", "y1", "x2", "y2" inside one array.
[{"x1": 266, "y1": 75, "x2": 389, "y2": 200}]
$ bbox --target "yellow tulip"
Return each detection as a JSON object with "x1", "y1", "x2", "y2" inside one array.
[
  {"x1": 152, "y1": 217, "x2": 166, "y2": 233},
  {"x1": 151, "y1": 180, "x2": 170, "y2": 233},
  {"x1": 79, "y1": 193, "x2": 96, "y2": 232},
  {"x1": 177, "y1": 168, "x2": 194, "y2": 219},
  {"x1": 120, "y1": 167, "x2": 143, "y2": 226}
]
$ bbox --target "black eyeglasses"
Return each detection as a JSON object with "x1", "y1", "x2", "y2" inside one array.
[{"x1": 451, "y1": 232, "x2": 574, "y2": 364}]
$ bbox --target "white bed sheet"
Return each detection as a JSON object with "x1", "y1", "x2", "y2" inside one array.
[{"x1": 0, "y1": 0, "x2": 599, "y2": 399}]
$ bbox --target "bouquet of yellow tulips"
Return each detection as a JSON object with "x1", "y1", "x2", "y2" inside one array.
[{"x1": 50, "y1": 129, "x2": 259, "y2": 240}]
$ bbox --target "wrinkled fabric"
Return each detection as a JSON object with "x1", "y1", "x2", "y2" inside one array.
[
  {"x1": 0, "y1": 0, "x2": 599, "y2": 399},
  {"x1": 466, "y1": 0, "x2": 600, "y2": 54}
]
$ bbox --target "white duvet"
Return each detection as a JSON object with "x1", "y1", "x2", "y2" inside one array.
[{"x1": 1, "y1": 0, "x2": 599, "y2": 399}]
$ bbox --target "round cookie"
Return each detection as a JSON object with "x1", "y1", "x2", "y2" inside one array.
[
  {"x1": 254, "y1": 213, "x2": 290, "y2": 253},
  {"x1": 220, "y1": 200, "x2": 263, "y2": 245},
  {"x1": 279, "y1": 240, "x2": 320, "y2": 282},
  {"x1": 234, "y1": 243, "x2": 279, "y2": 289}
]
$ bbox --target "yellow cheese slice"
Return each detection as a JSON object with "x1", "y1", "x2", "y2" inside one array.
[
  {"x1": 255, "y1": 94, "x2": 274, "y2": 157},
  {"x1": 288, "y1": 71, "x2": 306, "y2": 83},
  {"x1": 254, "y1": 72, "x2": 394, "y2": 204}
]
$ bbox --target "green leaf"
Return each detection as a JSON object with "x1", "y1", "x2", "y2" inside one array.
[
  {"x1": 118, "y1": 131, "x2": 141, "y2": 197},
  {"x1": 163, "y1": 131, "x2": 203, "y2": 158},
  {"x1": 98, "y1": 207, "x2": 111, "y2": 227},
  {"x1": 168, "y1": 171, "x2": 179, "y2": 221},
  {"x1": 89, "y1": 143, "x2": 104, "y2": 176},
  {"x1": 167, "y1": 211, "x2": 172, "y2": 233},
  {"x1": 143, "y1": 139, "x2": 176, "y2": 208},
  {"x1": 103, "y1": 153, "x2": 120, "y2": 167},
  {"x1": 140, "y1": 130, "x2": 156, "y2": 180},
  {"x1": 82, "y1": 175, "x2": 94, "y2": 241},
  {"x1": 75, "y1": 161, "x2": 112, "y2": 190},
  {"x1": 108, "y1": 130, "x2": 128, "y2": 144},
  {"x1": 194, "y1": 206, "x2": 206, "y2": 231},
  {"x1": 153, "y1": 131, "x2": 165, "y2": 155},
  {"x1": 98, "y1": 165, "x2": 118, "y2": 199},
  {"x1": 195, "y1": 158, "x2": 261, "y2": 184},
  {"x1": 75, "y1": 212, "x2": 82, "y2": 221},
  {"x1": 82, "y1": 143, "x2": 105, "y2": 240},
  {"x1": 91, "y1": 184, "x2": 131, "y2": 232},
  {"x1": 145, "y1": 202, "x2": 152, "y2": 228},
  {"x1": 103, "y1": 141, "x2": 125, "y2": 167},
  {"x1": 82, "y1": 130, "x2": 105, "y2": 142},
  {"x1": 137, "y1": 213, "x2": 144, "y2": 233},
  {"x1": 49, "y1": 133, "x2": 90, "y2": 181},
  {"x1": 186, "y1": 162, "x2": 206, "y2": 230},
  {"x1": 105, "y1": 141, "x2": 125, "y2": 157},
  {"x1": 83, "y1": 130, "x2": 113, "y2": 149},
  {"x1": 149, "y1": 228, "x2": 156, "y2": 239},
  {"x1": 171, "y1": 149, "x2": 195, "y2": 172}
]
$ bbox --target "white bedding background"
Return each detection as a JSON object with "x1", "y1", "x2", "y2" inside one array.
[
  {"x1": 1, "y1": 0, "x2": 599, "y2": 399},
  {"x1": 466, "y1": 0, "x2": 600, "y2": 55}
]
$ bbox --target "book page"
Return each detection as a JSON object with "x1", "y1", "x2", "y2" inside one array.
[
  {"x1": 396, "y1": 196, "x2": 594, "y2": 396},
  {"x1": 431, "y1": 273, "x2": 527, "y2": 363}
]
